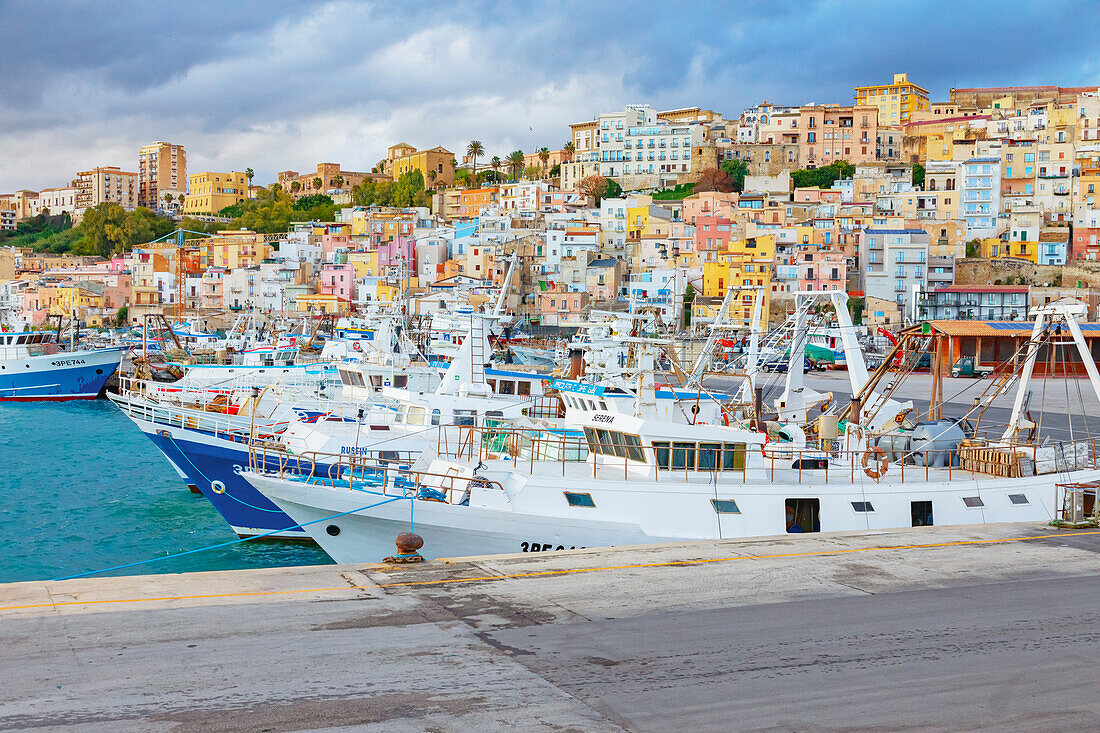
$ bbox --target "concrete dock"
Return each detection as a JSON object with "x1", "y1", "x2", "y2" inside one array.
[{"x1": 3, "y1": 522, "x2": 1100, "y2": 731}]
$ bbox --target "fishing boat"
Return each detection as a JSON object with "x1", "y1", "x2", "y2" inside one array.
[
  {"x1": 239, "y1": 298, "x2": 1100, "y2": 563},
  {"x1": 0, "y1": 330, "x2": 123, "y2": 401}
]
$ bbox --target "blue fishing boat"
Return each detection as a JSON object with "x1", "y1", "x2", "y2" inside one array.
[{"x1": 0, "y1": 331, "x2": 123, "y2": 401}]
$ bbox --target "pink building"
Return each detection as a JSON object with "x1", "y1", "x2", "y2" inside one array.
[
  {"x1": 683, "y1": 192, "x2": 738, "y2": 224},
  {"x1": 694, "y1": 215, "x2": 733, "y2": 263},
  {"x1": 376, "y1": 237, "x2": 416, "y2": 271},
  {"x1": 319, "y1": 223, "x2": 352, "y2": 257},
  {"x1": 319, "y1": 263, "x2": 354, "y2": 301},
  {"x1": 796, "y1": 247, "x2": 846, "y2": 292}
]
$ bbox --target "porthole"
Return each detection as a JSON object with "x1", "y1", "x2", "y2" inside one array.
[
  {"x1": 326, "y1": 524, "x2": 341, "y2": 536},
  {"x1": 96, "y1": 369, "x2": 104, "y2": 374}
]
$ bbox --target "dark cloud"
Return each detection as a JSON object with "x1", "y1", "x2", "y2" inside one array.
[{"x1": 1, "y1": 0, "x2": 1098, "y2": 191}]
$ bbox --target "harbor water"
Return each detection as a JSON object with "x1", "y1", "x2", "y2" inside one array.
[{"x1": 1, "y1": 400, "x2": 332, "y2": 584}]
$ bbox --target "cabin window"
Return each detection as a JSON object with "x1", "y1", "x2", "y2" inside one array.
[
  {"x1": 394, "y1": 375, "x2": 408, "y2": 388},
  {"x1": 453, "y1": 409, "x2": 477, "y2": 426},
  {"x1": 487, "y1": 379, "x2": 497, "y2": 391},
  {"x1": 623, "y1": 434, "x2": 645, "y2": 462},
  {"x1": 517, "y1": 381, "x2": 531, "y2": 396},
  {"x1": 1008, "y1": 493, "x2": 1029, "y2": 505},
  {"x1": 584, "y1": 427, "x2": 647, "y2": 462},
  {"x1": 962, "y1": 496, "x2": 984, "y2": 508},
  {"x1": 599, "y1": 400, "x2": 608, "y2": 410},
  {"x1": 672, "y1": 442, "x2": 696, "y2": 469},
  {"x1": 722, "y1": 443, "x2": 746, "y2": 470},
  {"x1": 653, "y1": 441, "x2": 671, "y2": 469},
  {"x1": 498, "y1": 380, "x2": 515, "y2": 395},
  {"x1": 698, "y1": 442, "x2": 721, "y2": 470},
  {"x1": 354, "y1": 372, "x2": 366, "y2": 386},
  {"x1": 406, "y1": 406, "x2": 427, "y2": 425},
  {"x1": 370, "y1": 375, "x2": 382, "y2": 387},
  {"x1": 710, "y1": 499, "x2": 741, "y2": 514},
  {"x1": 430, "y1": 409, "x2": 441, "y2": 426},
  {"x1": 851, "y1": 501, "x2": 874, "y2": 512},
  {"x1": 564, "y1": 491, "x2": 596, "y2": 508}
]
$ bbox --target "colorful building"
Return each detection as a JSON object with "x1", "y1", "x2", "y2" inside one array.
[
  {"x1": 183, "y1": 171, "x2": 250, "y2": 215},
  {"x1": 854, "y1": 72, "x2": 930, "y2": 125}
]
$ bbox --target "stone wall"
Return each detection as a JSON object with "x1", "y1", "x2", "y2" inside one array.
[{"x1": 954, "y1": 258, "x2": 1100, "y2": 288}]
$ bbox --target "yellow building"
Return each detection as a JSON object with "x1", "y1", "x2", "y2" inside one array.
[
  {"x1": 855, "y1": 72, "x2": 930, "y2": 125},
  {"x1": 296, "y1": 293, "x2": 348, "y2": 314},
  {"x1": 700, "y1": 235, "x2": 775, "y2": 327},
  {"x1": 183, "y1": 171, "x2": 250, "y2": 215},
  {"x1": 980, "y1": 238, "x2": 1039, "y2": 263},
  {"x1": 52, "y1": 283, "x2": 105, "y2": 315},
  {"x1": 195, "y1": 231, "x2": 271, "y2": 269},
  {"x1": 378, "y1": 143, "x2": 455, "y2": 187}
]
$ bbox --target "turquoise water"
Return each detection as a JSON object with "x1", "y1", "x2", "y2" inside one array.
[{"x1": 1, "y1": 399, "x2": 332, "y2": 584}]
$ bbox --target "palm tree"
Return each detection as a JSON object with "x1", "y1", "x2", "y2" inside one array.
[
  {"x1": 564, "y1": 141, "x2": 575, "y2": 163},
  {"x1": 538, "y1": 147, "x2": 550, "y2": 178},
  {"x1": 245, "y1": 168, "x2": 254, "y2": 188},
  {"x1": 490, "y1": 155, "x2": 502, "y2": 181},
  {"x1": 427, "y1": 169, "x2": 437, "y2": 187},
  {"x1": 334, "y1": 175, "x2": 344, "y2": 190},
  {"x1": 508, "y1": 150, "x2": 525, "y2": 180},
  {"x1": 291, "y1": 180, "x2": 301, "y2": 193},
  {"x1": 163, "y1": 192, "x2": 174, "y2": 210},
  {"x1": 312, "y1": 177, "x2": 323, "y2": 191},
  {"x1": 177, "y1": 194, "x2": 185, "y2": 210},
  {"x1": 466, "y1": 140, "x2": 485, "y2": 182}
]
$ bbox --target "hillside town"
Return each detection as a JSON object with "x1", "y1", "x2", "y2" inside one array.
[{"x1": 4, "y1": 74, "x2": 1100, "y2": 335}]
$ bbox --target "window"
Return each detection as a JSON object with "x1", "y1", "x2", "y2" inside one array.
[
  {"x1": 851, "y1": 501, "x2": 874, "y2": 512},
  {"x1": 453, "y1": 409, "x2": 477, "y2": 426},
  {"x1": 1008, "y1": 493, "x2": 1029, "y2": 505},
  {"x1": 710, "y1": 499, "x2": 741, "y2": 514},
  {"x1": 564, "y1": 492, "x2": 596, "y2": 508},
  {"x1": 962, "y1": 496, "x2": 984, "y2": 508}
]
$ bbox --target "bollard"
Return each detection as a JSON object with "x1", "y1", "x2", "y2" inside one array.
[{"x1": 384, "y1": 531, "x2": 425, "y2": 563}]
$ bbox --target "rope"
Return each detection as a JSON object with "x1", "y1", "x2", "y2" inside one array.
[
  {"x1": 162, "y1": 433, "x2": 285, "y2": 514},
  {"x1": 50, "y1": 496, "x2": 408, "y2": 582}
]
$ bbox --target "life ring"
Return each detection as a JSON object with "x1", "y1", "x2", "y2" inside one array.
[
  {"x1": 861, "y1": 446, "x2": 889, "y2": 480},
  {"x1": 353, "y1": 341, "x2": 362, "y2": 352}
]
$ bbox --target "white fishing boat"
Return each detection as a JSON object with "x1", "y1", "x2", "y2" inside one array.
[{"x1": 241, "y1": 299, "x2": 1100, "y2": 563}]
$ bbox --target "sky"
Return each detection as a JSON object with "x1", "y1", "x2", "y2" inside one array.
[{"x1": 2, "y1": 0, "x2": 1100, "y2": 192}]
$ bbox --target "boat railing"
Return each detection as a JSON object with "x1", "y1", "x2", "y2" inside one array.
[
  {"x1": 247, "y1": 442, "x2": 504, "y2": 505},
  {"x1": 434, "y1": 424, "x2": 1100, "y2": 485}
]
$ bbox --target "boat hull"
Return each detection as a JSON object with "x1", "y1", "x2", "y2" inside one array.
[{"x1": 0, "y1": 348, "x2": 123, "y2": 401}]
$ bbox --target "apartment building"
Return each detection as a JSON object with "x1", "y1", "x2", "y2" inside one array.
[
  {"x1": 854, "y1": 72, "x2": 930, "y2": 125},
  {"x1": 183, "y1": 171, "x2": 250, "y2": 215},
  {"x1": 37, "y1": 187, "x2": 79, "y2": 217},
  {"x1": 859, "y1": 228, "x2": 931, "y2": 314},
  {"x1": 798, "y1": 105, "x2": 878, "y2": 169},
  {"x1": 919, "y1": 285, "x2": 1029, "y2": 321},
  {"x1": 71, "y1": 167, "x2": 138, "y2": 213},
  {"x1": 959, "y1": 157, "x2": 1002, "y2": 237},
  {"x1": 138, "y1": 141, "x2": 186, "y2": 209}
]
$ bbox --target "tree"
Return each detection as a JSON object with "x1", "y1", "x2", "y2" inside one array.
[
  {"x1": 291, "y1": 180, "x2": 301, "y2": 193},
  {"x1": 538, "y1": 147, "x2": 550, "y2": 178},
  {"x1": 177, "y1": 194, "x2": 185, "y2": 209},
  {"x1": 490, "y1": 155, "x2": 502, "y2": 178},
  {"x1": 334, "y1": 174, "x2": 344, "y2": 190},
  {"x1": 579, "y1": 175, "x2": 610, "y2": 204},
  {"x1": 427, "y1": 169, "x2": 437, "y2": 187},
  {"x1": 163, "y1": 192, "x2": 174, "y2": 209},
  {"x1": 682, "y1": 283, "x2": 695, "y2": 329},
  {"x1": 115, "y1": 306, "x2": 129, "y2": 327},
  {"x1": 719, "y1": 159, "x2": 749, "y2": 193},
  {"x1": 245, "y1": 168, "x2": 254, "y2": 188},
  {"x1": 523, "y1": 164, "x2": 542, "y2": 180},
  {"x1": 549, "y1": 163, "x2": 561, "y2": 178},
  {"x1": 847, "y1": 296, "x2": 864, "y2": 326},
  {"x1": 563, "y1": 141, "x2": 575, "y2": 162},
  {"x1": 695, "y1": 167, "x2": 734, "y2": 193},
  {"x1": 790, "y1": 161, "x2": 855, "y2": 190},
  {"x1": 293, "y1": 194, "x2": 334, "y2": 210},
  {"x1": 466, "y1": 140, "x2": 485, "y2": 181},
  {"x1": 312, "y1": 177, "x2": 323, "y2": 190},
  {"x1": 912, "y1": 163, "x2": 926, "y2": 188},
  {"x1": 508, "y1": 150, "x2": 525, "y2": 180}
]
